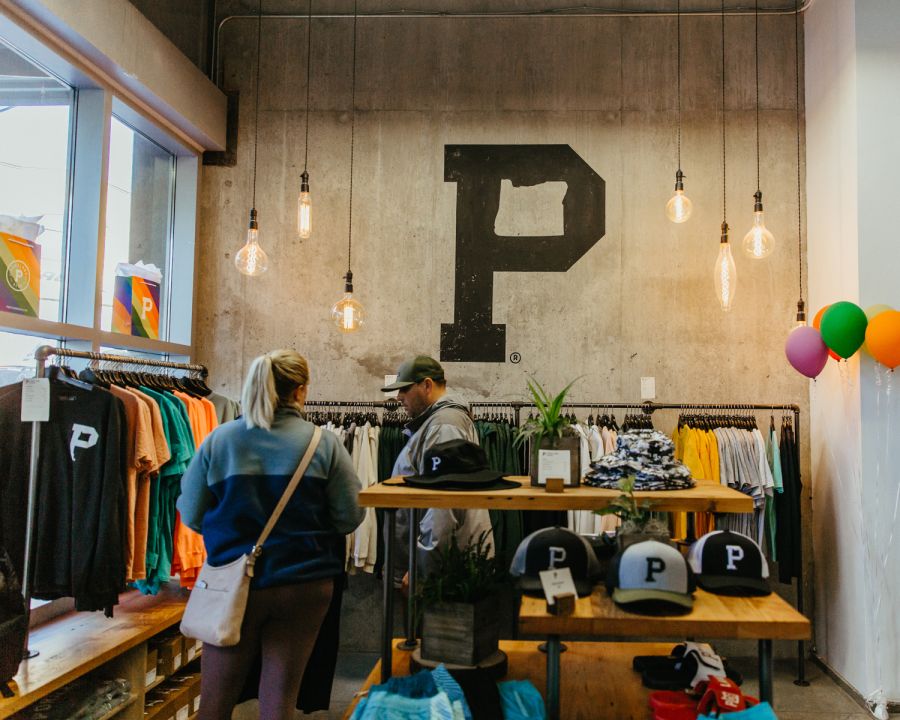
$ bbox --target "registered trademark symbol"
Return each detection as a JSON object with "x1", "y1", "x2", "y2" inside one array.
[{"x1": 509, "y1": 352, "x2": 521, "y2": 364}]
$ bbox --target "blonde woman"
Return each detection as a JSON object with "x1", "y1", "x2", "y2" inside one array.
[{"x1": 178, "y1": 350, "x2": 363, "y2": 720}]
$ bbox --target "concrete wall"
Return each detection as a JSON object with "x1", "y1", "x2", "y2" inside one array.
[
  {"x1": 806, "y1": 0, "x2": 900, "y2": 706},
  {"x1": 195, "y1": 6, "x2": 815, "y2": 656},
  {"x1": 197, "y1": 9, "x2": 810, "y2": 415}
]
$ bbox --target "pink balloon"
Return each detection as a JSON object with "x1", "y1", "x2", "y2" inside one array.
[{"x1": 785, "y1": 326, "x2": 829, "y2": 379}]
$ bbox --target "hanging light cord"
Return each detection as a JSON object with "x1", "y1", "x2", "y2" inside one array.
[
  {"x1": 252, "y1": 0, "x2": 263, "y2": 208},
  {"x1": 721, "y1": 0, "x2": 726, "y2": 223},
  {"x1": 676, "y1": 0, "x2": 682, "y2": 171},
  {"x1": 303, "y1": 0, "x2": 312, "y2": 173},
  {"x1": 794, "y1": 0, "x2": 802, "y2": 300},
  {"x1": 755, "y1": 0, "x2": 760, "y2": 193},
  {"x1": 346, "y1": 0, "x2": 358, "y2": 274}
]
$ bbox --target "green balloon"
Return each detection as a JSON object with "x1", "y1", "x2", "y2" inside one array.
[{"x1": 820, "y1": 301, "x2": 868, "y2": 358}]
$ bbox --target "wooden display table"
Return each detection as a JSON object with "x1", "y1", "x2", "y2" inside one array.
[
  {"x1": 343, "y1": 640, "x2": 676, "y2": 720},
  {"x1": 519, "y1": 588, "x2": 811, "y2": 719},
  {"x1": 366, "y1": 477, "x2": 754, "y2": 513},
  {"x1": 358, "y1": 477, "x2": 755, "y2": 696},
  {"x1": 0, "y1": 585, "x2": 188, "y2": 719}
]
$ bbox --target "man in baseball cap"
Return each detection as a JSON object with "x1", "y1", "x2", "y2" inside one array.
[{"x1": 382, "y1": 355, "x2": 493, "y2": 593}]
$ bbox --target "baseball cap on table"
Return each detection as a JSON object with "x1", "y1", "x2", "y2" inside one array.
[
  {"x1": 403, "y1": 439, "x2": 519, "y2": 491},
  {"x1": 510, "y1": 527, "x2": 603, "y2": 597},
  {"x1": 687, "y1": 530, "x2": 771, "y2": 596},
  {"x1": 381, "y1": 355, "x2": 445, "y2": 391},
  {"x1": 606, "y1": 540, "x2": 696, "y2": 614}
]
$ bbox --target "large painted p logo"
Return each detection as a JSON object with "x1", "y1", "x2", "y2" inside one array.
[{"x1": 441, "y1": 145, "x2": 605, "y2": 362}]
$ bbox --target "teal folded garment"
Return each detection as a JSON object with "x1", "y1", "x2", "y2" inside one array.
[
  {"x1": 498, "y1": 680, "x2": 546, "y2": 719},
  {"x1": 431, "y1": 665, "x2": 472, "y2": 720},
  {"x1": 350, "y1": 690, "x2": 456, "y2": 720},
  {"x1": 699, "y1": 701, "x2": 778, "y2": 719}
]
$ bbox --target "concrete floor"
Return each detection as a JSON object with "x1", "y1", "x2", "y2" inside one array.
[{"x1": 231, "y1": 653, "x2": 894, "y2": 719}]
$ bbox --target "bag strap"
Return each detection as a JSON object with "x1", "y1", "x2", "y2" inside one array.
[{"x1": 248, "y1": 426, "x2": 322, "y2": 564}]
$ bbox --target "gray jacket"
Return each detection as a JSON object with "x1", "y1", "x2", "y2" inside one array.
[{"x1": 389, "y1": 395, "x2": 493, "y2": 584}]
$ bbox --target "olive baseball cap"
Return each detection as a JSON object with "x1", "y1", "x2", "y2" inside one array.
[{"x1": 381, "y1": 355, "x2": 445, "y2": 391}]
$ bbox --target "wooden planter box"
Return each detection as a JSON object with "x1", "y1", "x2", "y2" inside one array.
[
  {"x1": 530, "y1": 434, "x2": 581, "y2": 487},
  {"x1": 616, "y1": 529, "x2": 671, "y2": 551},
  {"x1": 421, "y1": 595, "x2": 501, "y2": 666}
]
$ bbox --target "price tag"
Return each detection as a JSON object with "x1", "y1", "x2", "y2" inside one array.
[
  {"x1": 21, "y1": 378, "x2": 49, "y2": 422},
  {"x1": 537, "y1": 450, "x2": 571, "y2": 486},
  {"x1": 539, "y1": 567, "x2": 577, "y2": 605}
]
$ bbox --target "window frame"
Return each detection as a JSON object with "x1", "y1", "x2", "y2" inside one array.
[{"x1": 0, "y1": 19, "x2": 198, "y2": 361}]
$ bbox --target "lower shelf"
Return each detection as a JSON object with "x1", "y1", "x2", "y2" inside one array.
[
  {"x1": 344, "y1": 640, "x2": 676, "y2": 720},
  {"x1": 93, "y1": 693, "x2": 138, "y2": 720}
]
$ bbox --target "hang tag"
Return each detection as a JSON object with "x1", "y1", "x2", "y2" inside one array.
[
  {"x1": 539, "y1": 567, "x2": 577, "y2": 605},
  {"x1": 21, "y1": 378, "x2": 49, "y2": 422}
]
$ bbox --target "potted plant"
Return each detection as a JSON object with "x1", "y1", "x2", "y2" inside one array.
[
  {"x1": 595, "y1": 476, "x2": 670, "y2": 550},
  {"x1": 418, "y1": 532, "x2": 506, "y2": 666},
  {"x1": 514, "y1": 377, "x2": 582, "y2": 487}
]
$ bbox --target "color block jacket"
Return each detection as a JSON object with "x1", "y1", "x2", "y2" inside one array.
[{"x1": 178, "y1": 408, "x2": 364, "y2": 588}]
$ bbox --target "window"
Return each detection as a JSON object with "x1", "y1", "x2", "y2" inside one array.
[
  {"x1": 101, "y1": 116, "x2": 175, "y2": 338},
  {"x1": 0, "y1": 330, "x2": 56, "y2": 386},
  {"x1": 0, "y1": 27, "x2": 197, "y2": 362},
  {"x1": 0, "y1": 38, "x2": 74, "y2": 323}
]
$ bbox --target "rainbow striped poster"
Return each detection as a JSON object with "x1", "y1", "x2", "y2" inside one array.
[{"x1": 0, "y1": 231, "x2": 41, "y2": 317}]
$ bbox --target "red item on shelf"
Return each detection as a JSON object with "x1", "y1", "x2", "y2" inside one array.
[{"x1": 696, "y1": 677, "x2": 760, "y2": 715}]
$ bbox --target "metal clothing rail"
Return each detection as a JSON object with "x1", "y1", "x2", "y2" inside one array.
[{"x1": 19, "y1": 346, "x2": 209, "y2": 659}]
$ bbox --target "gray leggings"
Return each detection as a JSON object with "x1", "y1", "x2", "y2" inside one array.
[{"x1": 198, "y1": 578, "x2": 333, "y2": 720}]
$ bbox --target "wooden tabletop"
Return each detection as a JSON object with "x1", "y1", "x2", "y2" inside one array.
[
  {"x1": 519, "y1": 587, "x2": 811, "y2": 640},
  {"x1": 0, "y1": 584, "x2": 188, "y2": 718},
  {"x1": 343, "y1": 640, "x2": 676, "y2": 720},
  {"x1": 359, "y1": 478, "x2": 754, "y2": 513}
]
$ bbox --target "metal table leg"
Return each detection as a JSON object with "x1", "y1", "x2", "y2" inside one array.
[
  {"x1": 398, "y1": 508, "x2": 419, "y2": 650},
  {"x1": 758, "y1": 639, "x2": 774, "y2": 705},
  {"x1": 381, "y1": 509, "x2": 396, "y2": 682},
  {"x1": 546, "y1": 635, "x2": 561, "y2": 720}
]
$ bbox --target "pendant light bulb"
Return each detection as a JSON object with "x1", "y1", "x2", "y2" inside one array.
[
  {"x1": 666, "y1": 170, "x2": 693, "y2": 223},
  {"x1": 795, "y1": 299, "x2": 806, "y2": 328},
  {"x1": 332, "y1": 271, "x2": 364, "y2": 333},
  {"x1": 742, "y1": 191, "x2": 775, "y2": 259},
  {"x1": 235, "y1": 208, "x2": 269, "y2": 277},
  {"x1": 298, "y1": 171, "x2": 312, "y2": 239},
  {"x1": 714, "y1": 222, "x2": 737, "y2": 312}
]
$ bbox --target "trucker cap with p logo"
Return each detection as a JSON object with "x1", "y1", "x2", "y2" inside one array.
[{"x1": 606, "y1": 539, "x2": 696, "y2": 614}]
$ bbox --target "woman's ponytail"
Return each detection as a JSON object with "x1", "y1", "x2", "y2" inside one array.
[
  {"x1": 242, "y1": 354, "x2": 277, "y2": 429},
  {"x1": 241, "y1": 349, "x2": 310, "y2": 430}
]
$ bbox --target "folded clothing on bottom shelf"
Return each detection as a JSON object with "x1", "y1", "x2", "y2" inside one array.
[
  {"x1": 648, "y1": 676, "x2": 770, "y2": 720},
  {"x1": 350, "y1": 665, "x2": 546, "y2": 720}
]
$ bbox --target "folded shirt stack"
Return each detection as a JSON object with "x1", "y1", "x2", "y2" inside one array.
[{"x1": 584, "y1": 430, "x2": 695, "y2": 490}]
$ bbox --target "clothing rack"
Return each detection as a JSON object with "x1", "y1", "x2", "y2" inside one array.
[{"x1": 19, "y1": 346, "x2": 209, "y2": 658}]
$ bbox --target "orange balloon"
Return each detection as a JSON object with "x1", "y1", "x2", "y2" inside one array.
[
  {"x1": 813, "y1": 305, "x2": 841, "y2": 361},
  {"x1": 865, "y1": 310, "x2": 900, "y2": 370}
]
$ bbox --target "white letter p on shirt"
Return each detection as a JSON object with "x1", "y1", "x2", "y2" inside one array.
[{"x1": 70, "y1": 424, "x2": 99, "y2": 460}]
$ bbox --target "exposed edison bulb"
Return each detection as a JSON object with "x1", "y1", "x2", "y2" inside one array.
[
  {"x1": 235, "y1": 208, "x2": 269, "y2": 277},
  {"x1": 795, "y1": 299, "x2": 807, "y2": 328},
  {"x1": 298, "y1": 171, "x2": 311, "y2": 239},
  {"x1": 665, "y1": 169, "x2": 693, "y2": 223},
  {"x1": 714, "y1": 222, "x2": 737, "y2": 312},
  {"x1": 331, "y1": 272, "x2": 364, "y2": 333},
  {"x1": 742, "y1": 192, "x2": 775, "y2": 259}
]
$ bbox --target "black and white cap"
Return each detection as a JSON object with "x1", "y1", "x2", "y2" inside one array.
[
  {"x1": 509, "y1": 527, "x2": 602, "y2": 597},
  {"x1": 606, "y1": 540, "x2": 695, "y2": 613},
  {"x1": 687, "y1": 530, "x2": 771, "y2": 596}
]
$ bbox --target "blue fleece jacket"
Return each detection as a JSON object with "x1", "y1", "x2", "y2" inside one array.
[{"x1": 177, "y1": 408, "x2": 364, "y2": 588}]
